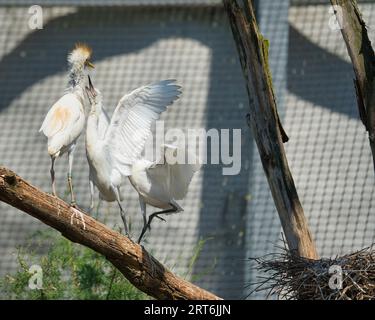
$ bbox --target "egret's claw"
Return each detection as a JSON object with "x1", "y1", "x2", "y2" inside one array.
[
  {"x1": 154, "y1": 215, "x2": 166, "y2": 222},
  {"x1": 70, "y1": 207, "x2": 86, "y2": 230},
  {"x1": 70, "y1": 202, "x2": 83, "y2": 212}
]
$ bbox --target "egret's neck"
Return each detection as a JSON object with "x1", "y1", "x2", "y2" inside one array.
[
  {"x1": 86, "y1": 103, "x2": 102, "y2": 146},
  {"x1": 72, "y1": 85, "x2": 86, "y2": 105},
  {"x1": 90, "y1": 101, "x2": 103, "y2": 116},
  {"x1": 68, "y1": 63, "x2": 87, "y2": 91}
]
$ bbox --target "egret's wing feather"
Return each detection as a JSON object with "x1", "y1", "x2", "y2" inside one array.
[
  {"x1": 105, "y1": 80, "x2": 181, "y2": 176},
  {"x1": 40, "y1": 94, "x2": 81, "y2": 138},
  {"x1": 40, "y1": 93, "x2": 85, "y2": 156}
]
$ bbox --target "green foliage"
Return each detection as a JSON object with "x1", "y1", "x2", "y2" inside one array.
[
  {"x1": 0, "y1": 229, "x2": 214, "y2": 300},
  {"x1": 184, "y1": 238, "x2": 216, "y2": 282},
  {"x1": 0, "y1": 231, "x2": 149, "y2": 300}
]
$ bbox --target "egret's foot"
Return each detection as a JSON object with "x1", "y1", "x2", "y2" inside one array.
[
  {"x1": 137, "y1": 236, "x2": 143, "y2": 244},
  {"x1": 138, "y1": 204, "x2": 178, "y2": 243},
  {"x1": 70, "y1": 207, "x2": 86, "y2": 230},
  {"x1": 153, "y1": 214, "x2": 166, "y2": 223},
  {"x1": 124, "y1": 230, "x2": 132, "y2": 239},
  {"x1": 137, "y1": 213, "x2": 167, "y2": 243},
  {"x1": 122, "y1": 225, "x2": 131, "y2": 238},
  {"x1": 138, "y1": 222, "x2": 150, "y2": 244},
  {"x1": 70, "y1": 202, "x2": 82, "y2": 211},
  {"x1": 137, "y1": 227, "x2": 147, "y2": 244},
  {"x1": 119, "y1": 225, "x2": 132, "y2": 241},
  {"x1": 147, "y1": 213, "x2": 167, "y2": 232},
  {"x1": 142, "y1": 220, "x2": 151, "y2": 232}
]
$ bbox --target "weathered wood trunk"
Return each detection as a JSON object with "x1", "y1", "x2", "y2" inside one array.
[
  {"x1": 330, "y1": 0, "x2": 375, "y2": 172},
  {"x1": 223, "y1": 0, "x2": 318, "y2": 259}
]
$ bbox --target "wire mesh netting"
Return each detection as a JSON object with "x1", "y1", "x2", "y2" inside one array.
[
  {"x1": 0, "y1": 1, "x2": 374, "y2": 299},
  {"x1": 286, "y1": 2, "x2": 375, "y2": 256}
]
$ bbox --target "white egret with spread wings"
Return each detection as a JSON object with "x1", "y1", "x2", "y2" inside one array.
[
  {"x1": 86, "y1": 80, "x2": 199, "y2": 242},
  {"x1": 84, "y1": 77, "x2": 184, "y2": 236}
]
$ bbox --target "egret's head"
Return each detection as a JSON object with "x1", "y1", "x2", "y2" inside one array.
[
  {"x1": 85, "y1": 75, "x2": 102, "y2": 106},
  {"x1": 68, "y1": 43, "x2": 95, "y2": 70}
]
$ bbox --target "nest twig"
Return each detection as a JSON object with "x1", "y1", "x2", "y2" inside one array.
[{"x1": 247, "y1": 238, "x2": 375, "y2": 300}]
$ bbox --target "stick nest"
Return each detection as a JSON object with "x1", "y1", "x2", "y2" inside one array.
[{"x1": 248, "y1": 243, "x2": 375, "y2": 300}]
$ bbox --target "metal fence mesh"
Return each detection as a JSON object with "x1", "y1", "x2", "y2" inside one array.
[
  {"x1": 286, "y1": 2, "x2": 375, "y2": 257},
  {"x1": 0, "y1": 1, "x2": 374, "y2": 300}
]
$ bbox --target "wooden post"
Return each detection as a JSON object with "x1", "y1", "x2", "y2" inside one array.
[
  {"x1": 223, "y1": 0, "x2": 318, "y2": 259},
  {"x1": 330, "y1": 0, "x2": 375, "y2": 173}
]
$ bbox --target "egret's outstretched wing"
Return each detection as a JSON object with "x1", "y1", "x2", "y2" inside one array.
[
  {"x1": 105, "y1": 80, "x2": 181, "y2": 176},
  {"x1": 149, "y1": 144, "x2": 201, "y2": 200}
]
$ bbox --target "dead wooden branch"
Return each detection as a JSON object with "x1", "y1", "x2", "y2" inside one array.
[
  {"x1": 223, "y1": 0, "x2": 318, "y2": 259},
  {"x1": 330, "y1": 0, "x2": 375, "y2": 172},
  {"x1": 0, "y1": 166, "x2": 221, "y2": 300}
]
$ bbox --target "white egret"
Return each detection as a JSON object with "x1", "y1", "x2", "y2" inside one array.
[
  {"x1": 39, "y1": 43, "x2": 94, "y2": 206},
  {"x1": 85, "y1": 77, "x2": 181, "y2": 236}
]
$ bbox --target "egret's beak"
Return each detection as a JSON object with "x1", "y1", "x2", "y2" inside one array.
[
  {"x1": 86, "y1": 60, "x2": 95, "y2": 69},
  {"x1": 85, "y1": 75, "x2": 96, "y2": 103},
  {"x1": 88, "y1": 75, "x2": 95, "y2": 92}
]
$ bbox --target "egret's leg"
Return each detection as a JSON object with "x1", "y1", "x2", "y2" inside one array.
[
  {"x1": 112, "y1": 186, "x2": 129, "y2": 236},
  {"x1": 95, "y1": 199, "x2": 102, "y2": 220},
  {"x1": 139, "y1": 196, "x2": 147, "y2": 232},
  {"x1": 50, "y1": 156, "x2": 56, "y2": 196},
  {"x1": 137, "y1": 203, "x2": 178, "y2": 243},
  {"x1": 88, "y1": 177, "x2": 95, "y2": 214},
  {"x1": 67, "y1": 148, "x2": 76, "y2": 206}
]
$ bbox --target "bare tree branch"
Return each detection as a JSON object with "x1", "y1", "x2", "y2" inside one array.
[
  {"x1": 0, "y1": 166, "x2": 221, "y2": 300},
  {"x1": 330, "y1": 0, "x2": 375, "y2": 172},
  {"x1": 223, "y1": 0, "x2": 318, "y2": 259}
]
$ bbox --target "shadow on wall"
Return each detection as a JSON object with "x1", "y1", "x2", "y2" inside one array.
[
  {"x1": 0, "y1": 7, "x2": 251, "y2": 299},
  {"x1": 1, "y1": 13, "x2": 357, "y2": 117},
  {"x1": 287, "y1": 25, "x2": 357, "y2": 118}
]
